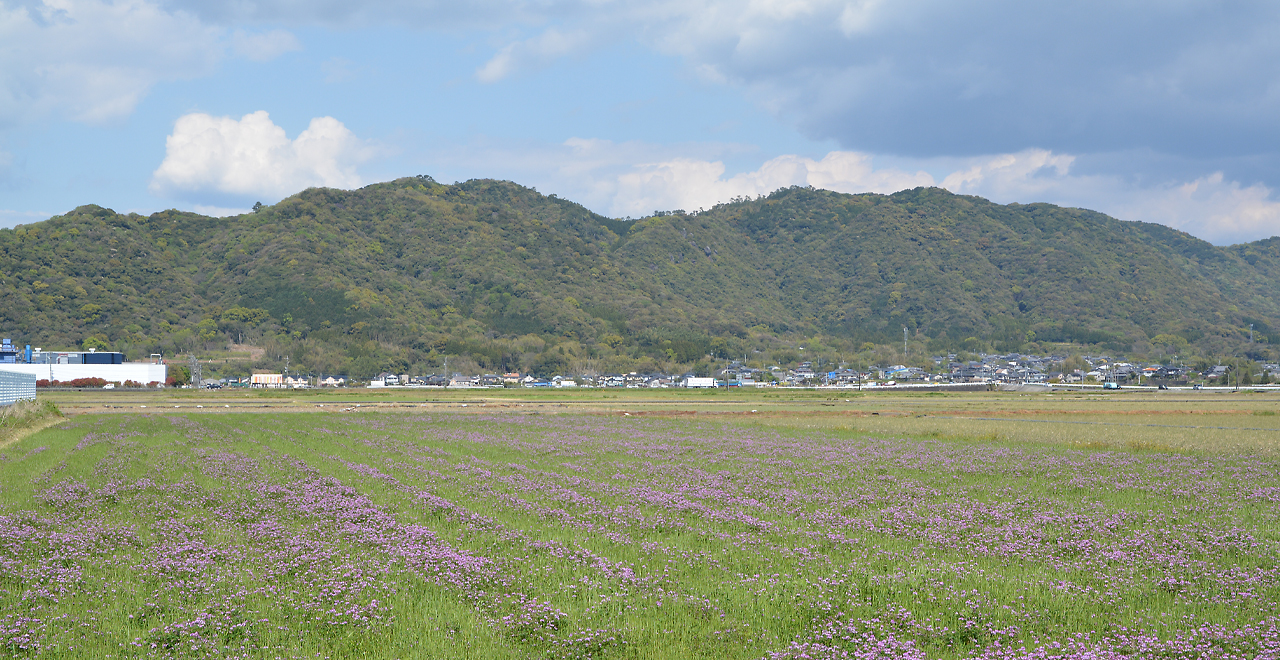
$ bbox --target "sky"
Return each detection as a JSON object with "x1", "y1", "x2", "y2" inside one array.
[{"x1": 3, "y1": 1, "x2": 1280, "y2": 245}]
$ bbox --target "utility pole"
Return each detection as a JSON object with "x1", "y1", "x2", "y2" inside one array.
[
  {"x1": 903, "y1": 326, "x2": 908, "y2": 361},
  {"x1": 1250, "y1": 324, "x2": 1254, "y2": 343},
  {"x1": 189, "y1": 353, "x2": 201, "y2": 388}
]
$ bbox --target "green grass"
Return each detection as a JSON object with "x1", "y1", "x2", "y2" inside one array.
[{"x1": 0, "y1": 409, "x2": 1276, "y2": 658}]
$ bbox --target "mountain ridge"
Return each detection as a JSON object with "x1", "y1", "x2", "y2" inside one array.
[{"x1": 1, "y1": 176, "x2": 1276, "y2": 378}]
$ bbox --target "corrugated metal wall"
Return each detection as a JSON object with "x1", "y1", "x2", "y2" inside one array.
[{"x1": 0, "y1": 369, "x2": 37, "y2": 405}]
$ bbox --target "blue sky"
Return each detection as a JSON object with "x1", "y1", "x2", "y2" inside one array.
[{"x1": 3, "y1": 0, "x2": 1280, "y2": 244}]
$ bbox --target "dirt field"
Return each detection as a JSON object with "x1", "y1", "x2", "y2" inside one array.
[{"x1": 37, "y1": 386, "x2": 1280, "y2": 454}]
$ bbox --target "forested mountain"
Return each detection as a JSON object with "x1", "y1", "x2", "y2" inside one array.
[{"x1": 1, "y1": 176, "x2": 1277, "y2": 378}]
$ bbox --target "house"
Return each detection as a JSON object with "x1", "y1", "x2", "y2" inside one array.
[
  {"x1": 880, "y1": 365, "x2": 909, "y2": 379},
  {"x1": 449, "y1": 374, "x2": 480, "y2": 388},
  {"x1": 319, "y1": 376, "x2": 345, "y2": 387},
  {"x1": 250, "y1": 373, "x2": 284, "y2": 388}
]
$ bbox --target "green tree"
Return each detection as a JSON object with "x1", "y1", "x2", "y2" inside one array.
[
  {"x1": 82, "y1": 335, "x2": 110, "y2": 351},
  {"x1": 221, "y1": 306, "x2": 271, "y2": 325},
  {"x1": 167, "y1": 365, "x2": 190, "y2": 386},
  {"x1": 197, "y1": 318, "x2": 219, "y2": 343}
]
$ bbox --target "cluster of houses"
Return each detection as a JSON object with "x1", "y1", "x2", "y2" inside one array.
[
  {"x1": 930, "y1": 353, "x2": 1185, "y2": 385},
  {"x1": 212, "y1": 354, "x2": 1277, "y2": 389},
  {"x1": 934, "y1": 353, "x2": 1277, "y2": 385},
  {"x1": 357, "y1": 355, "x2": 1144, "y2": 389},
  {"x1": 199, "y1": 374, "x2": 346, "y2": 388}
]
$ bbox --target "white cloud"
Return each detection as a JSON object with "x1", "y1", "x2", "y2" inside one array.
[
  {"x1": 640, "y1": 1, "x2": 1280, "y2": 161},
  {"x1": 425, "y1": 136, "x2": 752, "y2": 206},
  {"x1": 1112, "y1": 175, "x2": 1280, "y2": 246},
  {"x1": 54, "y1": 0, "x2": 1274, "y2": 167},
  {"x1": 423, "y1": 136, "x2": 1280, "y2": 243},
  {"x1": 940, "y1": 150, "x2": 1076, "y2": 200},
  {"x1": 160, "y1": 0, "x2": 548, "y2": 29},
  {"x1": 0, "y1": 2, "x2": 302, "y2": 128},
  {"x1": 191, "y1": 204, "x2": 252, "y2": 217},
  {"x1": 619, "y1": 149, "x2": 1280, "y2": 243},
  {"x1": 0, "y1": 0, "x2": 222, "y2": 126},
  {"x1": 0, "y1": 208, "x2": 51, "y2": 229},
  {"x1": 929, "y1": 149, "x2": 1280, "y2": 244},
  {"x1": 150, "y1": 111, "x2": 374, "y2": 200},
  {"x1": 401, "y1": 0, "x2": 1279, "y2": 167},
  {"x1": 230, "y1": 28, "x2": 301, "y2": 62},
  {"x1": 476, "y1": 27, "x2": 597, "y2": 82},
  {"x1": 424, "y1": 138, "x2": 929, "y2": 216},
  {"x1": 838, "y1": 0, "x2": 883, "y2": 36},
  {"x1": 612, "y1": 151, "x2": 932, "y2": 216}
]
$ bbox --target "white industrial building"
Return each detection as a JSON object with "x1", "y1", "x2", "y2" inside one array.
[
  {"x1": 0, "y1": 345, "x2": 167, "y2": 384},
  {"x1": 2, "y1": 362, "x2": 167, "y2": 384}
]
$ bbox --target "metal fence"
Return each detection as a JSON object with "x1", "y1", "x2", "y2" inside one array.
[{"x1": 0, "y1": 369, "x2": 37, "y2": 405}]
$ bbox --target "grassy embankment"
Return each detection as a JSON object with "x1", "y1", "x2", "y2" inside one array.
[{"x1": 0, "y1": 398, "x2": 62, "y2": 448}]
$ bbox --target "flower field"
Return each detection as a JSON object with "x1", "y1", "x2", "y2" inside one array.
[{"x1": 0, "y1": 411, "x2": 1277, "y2": 658}]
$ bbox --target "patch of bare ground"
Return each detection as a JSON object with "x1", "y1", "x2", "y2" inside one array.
[{"x1": 227, "y1": 343, "x2": 266, "y2": 360}]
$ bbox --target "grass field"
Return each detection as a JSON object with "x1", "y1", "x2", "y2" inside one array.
[{"x1": 0, "y1": 391, "x2": 1277, "y2": 658}]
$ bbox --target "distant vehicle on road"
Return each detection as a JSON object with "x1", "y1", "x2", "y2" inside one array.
[{"x1": 1103, "y1": 382, "x2": 1121, "y2": 390}]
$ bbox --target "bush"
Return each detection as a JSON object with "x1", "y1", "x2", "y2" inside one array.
[{"x1": 37, "y1": 378, "x2": 108, "y2": 388}]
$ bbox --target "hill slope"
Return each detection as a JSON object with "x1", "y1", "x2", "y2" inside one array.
[{"x1": 1, "y1": 177, "x2": 1277, "y2": 377}]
